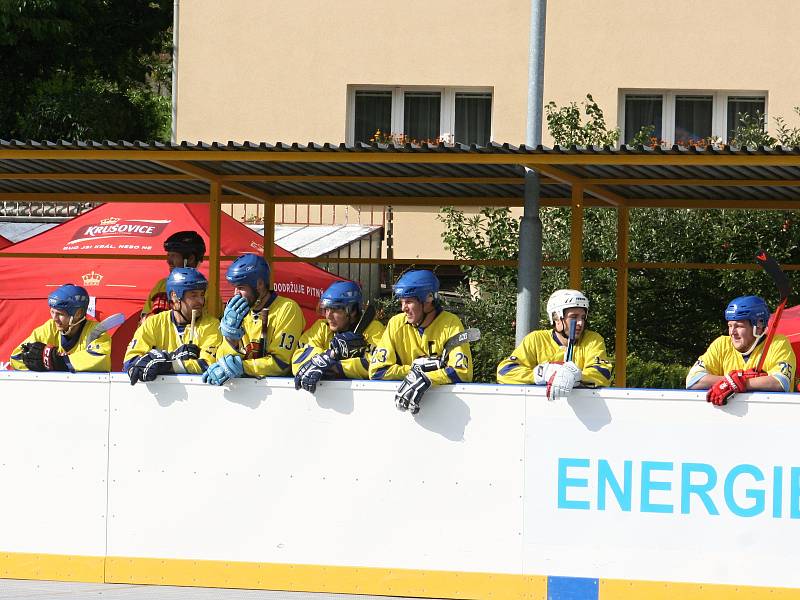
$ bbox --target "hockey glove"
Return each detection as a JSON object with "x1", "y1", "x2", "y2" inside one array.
[
  {"x1": 149, "y1": 292, "x2": 170, "y2": 315},
  {"x1": 172, "y1": 343, "x2": 201, "y2": 363},
  {"x1": 20, "y1": 342, "x2": 68, "y2": 372},
  {"x1": 127, "y1": 349, "x2": 172, "y2": 385},
  {"x1": 294, "y1": 353, "x2": 336, "y2": 394},
  {"x1": 220, "y1": 295, "x2": 250, "y2": 340},
  {"x1": 329, "y1": 331, "x2": 368, "y2": 360},
  {"x1": 706, "y1": 369, "x2": 753, "y2": 406},
  {"x1": 412, "y1": 356, "x2": 444, "y2": 372},
  {"x1": 546, "y1": 361, "x2": 582, "y2": 401},
  {"x1": 201, "y1": 354, "x2": 244, "y2": 386},
  {"x1": 533, "y1": 361, "x2": 563, "y2": 385},
  {"x1": 395, "y1": 365, "x2": 432, "y2": 414}
]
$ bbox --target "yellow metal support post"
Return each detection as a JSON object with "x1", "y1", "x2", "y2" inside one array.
[
  {"x1": 208, "y1": 182, "x2": 222, "y2": 317},
  {"x1": 569, "y1": 185, "x2": 584, "y2": 289},
  {"x1": 615, "y1": 207, "x2": 629, "y2": 387},
  {"x1": 263, "y1": 200, "x2": 275, "y2": 288}
]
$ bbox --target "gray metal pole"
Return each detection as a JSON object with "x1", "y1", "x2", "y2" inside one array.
[
  {"x1": 516, "y1": 0, "x2": 547, "y2": 345},
  {"x1": 171, "y1": 0, "x2": 179, "y2": 143}
]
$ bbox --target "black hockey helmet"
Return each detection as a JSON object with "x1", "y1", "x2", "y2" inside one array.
[{"x1": 164, "y1": 230, "x2": 206, "y2": 262}]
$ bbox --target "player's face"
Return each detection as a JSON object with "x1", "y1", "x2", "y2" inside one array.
[
  {"x1": 233, "y1": 284, "x2": 257, "y2": 306},
  {"x1": 50, "y1": 308, "x2": 73, "y2": 333},
  {"x1": 728, "y1": 319, "x2": 758, "y2": 352},
  {"x1": 182, "y1": 289, "x2": 206, "y2": 312},
  {"x1": 166, "y1": 252, "x2": 198, "y2": 271},
  {"x1": 557, "y1": 307, "x2": 587, "y2": 339},
  {"x1": 324, "y1": 307, "x2": 354, "y2": 333},
  {"x1": 400, "y1": 297, "x2": 424, "y2": 324}
]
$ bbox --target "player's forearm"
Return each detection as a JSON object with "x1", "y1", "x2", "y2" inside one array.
[
  {"x1": 688, "y1": 374, "x2": 724, "y2": 390},
  {"x1": 747, "y1": 375, "x2": 787, "y2": 392}
]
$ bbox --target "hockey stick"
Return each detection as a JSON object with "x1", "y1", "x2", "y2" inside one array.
[
  {"x1": 259, "y1": 307, "x2": 270, "y2": 358},
  {"x1": 755, "y1": 250, "x2": 792, "y2": 373},
  {"x1": 86, "y1": 312, "x2": 126, "y2": 345},
  {"x1": 353, "y1": 302, "x2": 376, "y2": 335},
  {"x1": 565, "y1": 319, "x2": 577, "y2": 362},
  {"x1": 439, "y1": 327, "x2": 481, "y2": 365},
  {"x1": 189, "y1": 309, "x2": 199, "y2": 343}
]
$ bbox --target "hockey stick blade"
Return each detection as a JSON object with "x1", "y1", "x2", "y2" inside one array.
[
  {"x1": 756, "y1": 250, "x2": 791, "y2": 300},
  {"x1": 565, "y1": 319, "x2": 577, "y2": 363},
  {"x1": 86, "y1": 312, "x2": 126, "y2": 344},
  {"x1": 354, "y1": 302, "x2": 377, "y2": 335},
  {"x1": 442, "y1": 327, "x2": 481, "y2": 356}
]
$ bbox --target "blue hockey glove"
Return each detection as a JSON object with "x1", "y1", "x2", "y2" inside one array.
[
  {"x1": 202, "y1": 354, "x2": 244, "y2": 386},
  {"x1": 220, "y1": 295, "x2": 250, "y2": 340},
  {"x1": 395, "y1": 364, "x2": 432, "y2": 414},
  {"x1": 127, "y1": 349, "x2": 172, "y2": 385},
  {"x1": 329, "y1": 331, "x2": 368, "y2": 360},
  {"x1": 294, "y1": 353, "x2": 336, "y2": 394},
  {"x1": 172, "y1": 343, "x2": 201, "y2": 363}
]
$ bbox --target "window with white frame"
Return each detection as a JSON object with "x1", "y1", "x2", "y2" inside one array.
[
  {"x1": 348, "y1": 86, "x2": 493, "y2": 146},
  {"x1": 620, "y1": 90, "x2": 766, "y2": 144}
]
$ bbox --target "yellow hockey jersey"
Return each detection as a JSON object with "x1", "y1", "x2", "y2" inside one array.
[
  {"x1": 291, "y1": 318, "x2": 386, "y2": 380},
  {"x1": 123, "y1": 309, "x2": 221, "y2": 374},
  {"x1": 686, "y1": 334, "x2": 796, "y2": 392},
  {"x1": 368, "y1": 310, "x2": 473, "y2": 384},
  {"x1": 496, "y1": 329, "x2": 613, "y2": 386},
  {"x1": 216, "y1": 294, "x2": 305, "y2": 378},
  {"x1": 10, "y1": 319, "x2": 112, "y2": 372}
]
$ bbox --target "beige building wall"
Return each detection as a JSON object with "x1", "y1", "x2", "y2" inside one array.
[{"x1": 177, "y1": 0, "x2": 800, "y2": 259}]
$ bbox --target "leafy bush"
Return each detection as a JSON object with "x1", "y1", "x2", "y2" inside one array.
[{"x1": 624, "y1": 355, "x2": 689, "y2": 390}]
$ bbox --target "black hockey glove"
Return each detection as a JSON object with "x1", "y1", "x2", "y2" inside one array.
[
  {"x1": 127, "y1": 349, "x2": 172, "y2": 385},
  {"x1": 395, "y1": 364, "x2": 432, "y2": 414},
  {"x1": 20, "y1": 342, "x2": 68, "y2": 372},
  {"x1": 294, "y1": 353, "x2": 336, "y2": 394},
  {"x1": 172, "y1": 343, "x2": 201, "y2": 363},
  {"x1": 329, "y1": 331, "x2": 368, "y2": 360}
]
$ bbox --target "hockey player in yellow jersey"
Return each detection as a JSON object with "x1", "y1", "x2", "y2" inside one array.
[
  {"x1": 369, "y1": 270, "x2": 472, "y2": 414},
  {"x1": 687, "y1": 295, "x2": 795, "y2": 406},
  {"x1": 496, "y1": 289, "x2": 612, "y2": 400},
  {"x1": 203, "y1": 253, "x2": 305, "y2": 385},
  {"x1": 292, "y1": 281, "x2": 385, "y2": 393},
  {"x1": 124, "y1": 267, "x2": 220, "y2": 385},
  {"x1": 11, "y1": 284, "x2": 111, "y2": 372}
]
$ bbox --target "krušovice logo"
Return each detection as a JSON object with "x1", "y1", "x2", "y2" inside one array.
[
  {"x1": 67, "y1": 218, "x2": 171, "y2": 245},
  {"x1": 81, "y1": 271, "x2": 103, "y2": 286}
]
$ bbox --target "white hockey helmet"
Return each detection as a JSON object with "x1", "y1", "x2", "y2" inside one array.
[{"x1": 546, "y1": 289, "x2": 589, "y2": 324}]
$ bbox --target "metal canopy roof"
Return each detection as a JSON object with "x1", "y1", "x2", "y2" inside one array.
[{"x1": 1, "y1": 140, "x2": 800, "y2": 208}]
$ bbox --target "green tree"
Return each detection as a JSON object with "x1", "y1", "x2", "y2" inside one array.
[{"x1": 0, "y1": 1, "x2": 173, "y2": 141}]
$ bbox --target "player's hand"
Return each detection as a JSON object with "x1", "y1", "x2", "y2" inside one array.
[
  {"x1": 412, "y1": 356, "x2": 442, "y2": 372},
  {"x1": 546, "y1": 361, "x2": 582, "y2": 401},
  {"x1": 20, "y1": 342, "x2": 68, "y2": 372},
  {"x1": 172, "y1": 343, "x2": 201, "y2": 362},
  {"x1": 127, "y1": 349, "x2": 171, "y2": 385},
  {"x1": 329, "y1": 331, "x2": 368, "y2": 360},
  {"x1": 201, "y1": 354, "x2": 244, "y2": 386},
  {"x1": 395, "y1": 365, "x2": 432, "y2": 414},
  {"x1": 220, "y1": 295, "x2": 250, "y2": 340},
  {"x1": 706, "y1": 370, "x2": 748, "y2": 406},
  {"x1": 533, "y1": 361, "x2": 563, "y2": 385},
  {"x1": 294, "y1": 353, "x2": 335, "y2": 393}
]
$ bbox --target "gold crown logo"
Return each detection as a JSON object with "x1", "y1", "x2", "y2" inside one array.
[
  {"x1": 100, "y1": 217, "x2": 120, "y2": 225},
  {"x1": 82, "y1": 271, "x2": 103, "y2": 286}
]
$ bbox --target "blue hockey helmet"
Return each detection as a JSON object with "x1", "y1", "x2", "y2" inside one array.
[
  {"x1": 393, "y1": 269, "x2": 439, "y2": 303},
  {"x1": 725, "y1": 295, "x2": 770, "y2": 327},
  {"x1": 320, "y1": 281, "x2": 362, "y2": 312},
  {"x1": 167, "y1": 267, "x2": 208, "y2": 301},
  {"x1": 226, "y1": 253, "x2": 270, "y2": 290},
  {"x1": 48, "y1": 284, "x2": 89, "y2": 316}
]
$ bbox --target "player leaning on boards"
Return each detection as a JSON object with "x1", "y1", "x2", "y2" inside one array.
[
  {"x1": 10, "y1": 284, "x2": 111, "y2": 372},
  {"x1": 292, "y1": 281, "x2": 385, "y2": 393},
  {"x1": 369, "y1": 270, "x2": 473, "y2": 414},
  {"x1": 686, "y1": 295, "x2": 796, "y2": 406},
  {"x1": 124, "y1": 268, "x2": 221, "y2": 385},
  {"x1": 203, "y1": 253, "x2": 305, "y2": 386},
  {"x1": 496, "y1": 289, "x2": 613, "y2": 399}
]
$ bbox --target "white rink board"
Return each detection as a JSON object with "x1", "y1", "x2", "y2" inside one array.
[
  {"x1": 0, "y1": 371, "x2": 110, "y2": 557},
  {"x1": 105, "y1": 376, "x2": 526, "y2": 574},
  {"x1": 524, "y1": 386, "x2": 800, "y2": 589}
]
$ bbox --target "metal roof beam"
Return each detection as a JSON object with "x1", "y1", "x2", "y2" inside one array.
[
  {"x1": 156, "y1": 160, "x2": 274, "y2": 204},
  {"x1": 624, "y1": 198, "x2": 800, "y2": 209},
  {"x1": 585, "y1": 178, "x2": 800, "y2": 187},
  {"x1": 528, "y1": 163, "x2": 625, "y2": 207},
  {"x1": 0, "y1": 172, "x2": 197, "y2": 181},
  {"x1": 0, "y1": 193, "x2": 209, "y2": 202}
]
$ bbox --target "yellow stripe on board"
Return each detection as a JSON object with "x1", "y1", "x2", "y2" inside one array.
[
  {"x1": 601, "y1": 578, "x2": 800, "y2": 599},
  {"x1": 0, "y1": 552, "x2": 104, "y2": 583},
  {"x1": 106, "y1": 556, "x2": 546, "y2": 600}
]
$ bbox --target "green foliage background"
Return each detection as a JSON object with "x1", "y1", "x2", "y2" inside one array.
[{"x1": 0, "y1": 1, "x2": 173, "y2": 141}]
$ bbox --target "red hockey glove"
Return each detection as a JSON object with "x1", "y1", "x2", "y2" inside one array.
[
  {"x1": 149, "y1": 292, "x2": 170, "y2": 315},
  {"x1": 706, "y1": 370, "x2": 748, "y2": 406},
  {"x1": 21, "y1": 342, "x2": 68, "y2": 372}
]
